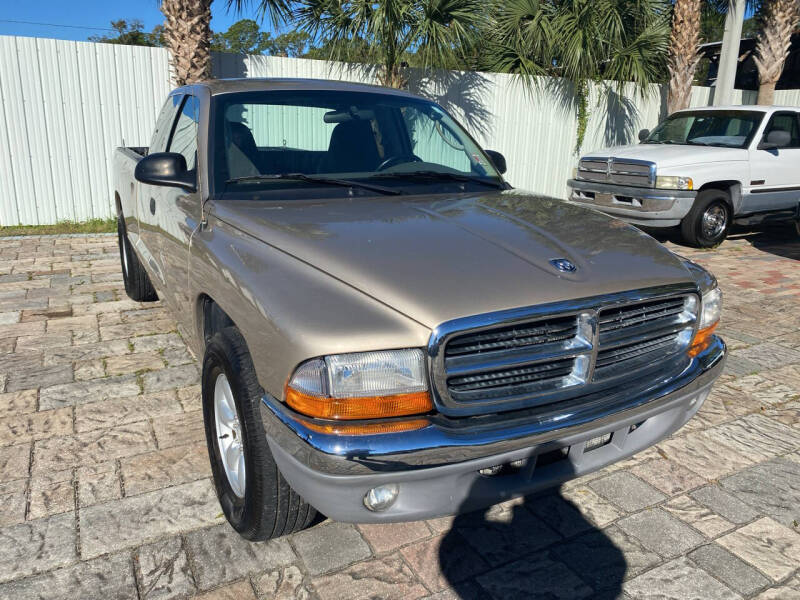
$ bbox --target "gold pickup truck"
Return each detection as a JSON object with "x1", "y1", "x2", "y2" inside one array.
[{"x1": 113, "y1": 78, "x2": 726, "y2": 540}]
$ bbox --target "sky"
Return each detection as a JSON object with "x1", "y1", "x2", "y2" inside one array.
[{"x1": 0, "y1": 0, "x2": 274, "y2": 41}]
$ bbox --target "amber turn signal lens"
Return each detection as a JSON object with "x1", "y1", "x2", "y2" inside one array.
[
  {"x1": 688, "y1": 323, "x2": 718, "y2": 357},
  {"x1": 285, "y1": 387, "x2": 434, "y2": 420},
  {"x1": 297, "y1": 418, "x2": 429, "y2": 436}
]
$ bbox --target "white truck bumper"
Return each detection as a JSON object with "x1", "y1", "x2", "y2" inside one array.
[{"x1": 568, "y1": 179, "x2": 697, "y2": 228}]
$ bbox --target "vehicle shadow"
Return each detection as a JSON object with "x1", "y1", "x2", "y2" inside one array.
[
  {"x1": 729, "y1": 222, "x2": 800, "y2": 261},
  {"x1": 643, "y1": 222, "x2": 800, "y2": 261},
  {"x1": 437, "y1": 473, "x2": 626, "y2": 599}
]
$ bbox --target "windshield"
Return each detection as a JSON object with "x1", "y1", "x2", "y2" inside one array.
[
  {"x1": 644, "y1": 110, "x2": 765, "y2": 148},
  {"x1": 212, "y1": 89, "x2": 502, "y2": 196}
]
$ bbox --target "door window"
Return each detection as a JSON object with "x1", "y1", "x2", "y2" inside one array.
[
  {"x1": 150, "y1": 95, "x2": 183, "y2": 154},
  {"x1": 762, "y1": 112, "x2": 800, "y2": 148},
  {"x1": 168, "y1": 95, "x2": 199, "y2": 170}
]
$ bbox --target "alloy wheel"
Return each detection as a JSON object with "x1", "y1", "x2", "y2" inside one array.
[{"x1": 214, "y1": 373, "x2": 246, "y2": 498}]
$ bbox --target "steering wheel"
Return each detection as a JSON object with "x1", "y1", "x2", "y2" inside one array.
[{"x1": 376, "y1": 154, "x2": 423, "y2": 171}]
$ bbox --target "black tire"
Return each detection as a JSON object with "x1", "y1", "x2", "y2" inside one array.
[
  {"x1": 117, "y1": 217, "x2": 158, "y2": 302},
  {"x1": 202, "y1": 326, "x2": 316, "y2": 541},
  {"x1": 680, "y1": 189, "x2": 732, "y2": 248}
]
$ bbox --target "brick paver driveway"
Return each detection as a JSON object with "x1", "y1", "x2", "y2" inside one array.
[{"x1": 0, "y1": 225, "x2": 799, "y2": 600}]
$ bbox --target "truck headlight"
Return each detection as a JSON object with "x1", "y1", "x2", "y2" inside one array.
[
  {"x1": 689, "y1": 286, "x2": 722, "y2": 356},
  {"x1": 571, "y1": 167, "x2": 578, "y2": 180},
  {"x1": 655, "y1": 175, "x2": 693, "y2": 190},
  {"x1": 285, "y1": 349, "x2": 433, "y2": 420}
]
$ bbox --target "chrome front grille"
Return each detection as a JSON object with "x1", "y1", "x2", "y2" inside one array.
[
  {"x1": 577, "y1": 157, "x2": 655, "y2": 188},
  {"x1": 429, "y1": 286, "x2": 698, "y2": 417}
]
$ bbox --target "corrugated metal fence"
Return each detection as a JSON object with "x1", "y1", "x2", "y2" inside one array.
[{"x1": 2, "y1": 34, "x2": 800, "y2": 226}]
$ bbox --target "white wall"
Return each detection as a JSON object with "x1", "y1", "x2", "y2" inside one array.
[{"x1": 2, "y1": 34, "x2": 800, "y2": 225}]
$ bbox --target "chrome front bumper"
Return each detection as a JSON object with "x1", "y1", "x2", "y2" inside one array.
[
  {"x1": 568, "y1": 178, "x2": 697, "y2": 227},
  {"x1": 260, "y1": 338, "x2": 726, "y2": 522}
]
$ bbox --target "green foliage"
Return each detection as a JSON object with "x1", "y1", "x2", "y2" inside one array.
[
  {"x1": 88, "y1": 20, "x2": 164, "y2": 47},
  {"x1": 211, "y1": 19, "x2": 273, "y2": 53},
  {"x1": 210, "y1": 19, "x2": 311, "y2": 56},
  {"x1": 269, "y1": 30, "x2": 313, "y2": 57},
  {"x1": 292, "y1": 0, "x2": 486, "y2": 86},
  {"x1": 0, "y1": 219, "x2": 117, "y2": 237},
  {"x1": 483, "y1": 0, "x2": 670, "y2": 93},
  {"x1": 482, "y1": 0, "x2": 671, "y2": 151},
  {"x1": 701, "y1": 0, "x2": 762, "y2": 44}
]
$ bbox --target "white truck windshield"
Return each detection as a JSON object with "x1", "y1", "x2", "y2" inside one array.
[{"x1": 644, "y1": 110, "x2": 765, "y2": 148}]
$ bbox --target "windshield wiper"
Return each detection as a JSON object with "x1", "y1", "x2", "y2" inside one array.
[
  {"x1": 226, "y1": 173, "x2": 401, "y2": 196},
  {"x1": 372, "y1": 170, "x2": 506, "y2": 190},
  {"x1": 686, "y1": 140, "x2": 733, "y2": 148}
]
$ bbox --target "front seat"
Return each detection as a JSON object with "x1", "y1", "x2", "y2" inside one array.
[
  {"x1": 318, "y1": 119, "x2": 380, "y2": 174},
  {"x1": 229, "y1": 122, "x2": 260, "y2": 164},
  {"x1": 225, "y1": 122, "x2": 261, "y2": 178}
]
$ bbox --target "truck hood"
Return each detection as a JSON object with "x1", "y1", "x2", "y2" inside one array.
[
  {"x1": 587, "y1": 143, "x2": 748, "y2": 169},
  {"x1": 210, "y1": 190, "x2": 695, "y2": 328}
]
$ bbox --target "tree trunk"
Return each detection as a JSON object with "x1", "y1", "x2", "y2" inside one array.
[
  {"x1": 161, "y1": 0, "x2": 213, "y2": 87},
  {"x1": 758, "y1": 80, "x2": 777, "y2": 105},
  {"x1": 378, "y1": 63, "x2": 408, "y2": 89},
  {"x1": 667, "y1": 0, "x2": 702, "y2": 114},
  {"x1": 754, "y1": 0, "x2": 800, "y2": 106}
]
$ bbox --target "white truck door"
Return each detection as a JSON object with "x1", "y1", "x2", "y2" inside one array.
[{"x1": 745, "y1": 110, "x2": 800, "y2": 214}]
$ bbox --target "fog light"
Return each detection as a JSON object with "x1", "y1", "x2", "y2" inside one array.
[
  {"x1": 479, "y1": 464, "x2": 504, "y2": 476},
  {"x1": 584, "y1": 432, "x2": 612, "y2": 452},
  {"x1": 363, "y1": 484, "x2": 399, "y2": 512}
]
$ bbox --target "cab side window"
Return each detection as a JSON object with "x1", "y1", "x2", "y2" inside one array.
[
  {"x1": 168, "y1": 95, "x2": 199, "y2": 171},
  {"x1": 150, "y1": 95, "x2": 183, "y2": 154},
  {"x1": 762, "y1": 112, "x2": 800, "y2": 148}
]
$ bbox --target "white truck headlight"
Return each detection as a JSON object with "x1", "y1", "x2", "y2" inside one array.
[
  {"x1": 285, "y1": 349, "x2": 432, "y2": 420},
  {"x1": 655, "y1": 175, "x2": 693, "y2": 190}
]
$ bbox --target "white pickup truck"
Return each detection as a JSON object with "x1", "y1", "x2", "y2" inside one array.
[{"x1": 568, "y1": 105, "x2": 800, "y2": 246}]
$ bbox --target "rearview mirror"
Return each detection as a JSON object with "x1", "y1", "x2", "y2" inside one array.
[
  {"x1": 638, "y1": 129, "x2": 650, "y2": 143},
  {"x1": 135, "y1": 152, "x2": 197, "y2": 192},
  {"x1": 484, "y1": 150, "x2": 507, "y2": 174},
  {"x1": 758, "y1": 129, "x2": 791, "y2": 150}
]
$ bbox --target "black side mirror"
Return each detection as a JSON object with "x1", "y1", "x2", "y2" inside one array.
[
  {"x1": 758, "y1": 129, "x2": 791, "y2": 150},
  {"x1": 638, "y1": 128, "x2": 650, "y2": 142},
  {"x1": 135, "y1": 152, "x2": 197, "y2": 192},
  {"x1": 484, "y1": 149, "x2": 507, "y2": 174}
]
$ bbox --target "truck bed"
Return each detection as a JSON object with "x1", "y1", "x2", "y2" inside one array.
[{"x1": 113, "y1": 146, "x2": 149, "y2": 230}]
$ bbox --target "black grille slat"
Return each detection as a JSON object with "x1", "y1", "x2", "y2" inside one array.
[
  {"x1": 449, "y1": 360, "x2": 574, "y2": 392},
  {"x1": 446, "y1": 317, "x2": 577, "y2": 357},
  {"x1": 593, "y1": 296, "x2": 692, "y2": 383},
  {"x1": 595, "y1": 334, "x2": 677, "y2": 367},
  {"x1": 599, "y1": 314, "x2": 689, "y2": 350},
  {"x1": 599, "y1": 298, "x2": 685, "y2": 332}
]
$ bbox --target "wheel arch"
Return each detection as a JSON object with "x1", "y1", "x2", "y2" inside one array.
[
  {"x1": 696, "y1": 181, "x2": 741, "y2": 213},
  {"x1": 197, "y1": 294, "x2": 236, "y2": 348}
]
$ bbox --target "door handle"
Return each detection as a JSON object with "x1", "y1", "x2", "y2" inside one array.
[{"x1": 149, "y1": 198, "x2": 156, "y2": 215}]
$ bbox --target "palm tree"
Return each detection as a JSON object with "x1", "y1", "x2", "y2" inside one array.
[
  {"x1": 485, "y1": 0, "x2": 670, "y2": 89},
  {"x1": 161, "y1": 0, "x2": 290, "y2": 86},
  {"x1": 291, "y1": 0, "x2": 485, "y2": 88},
  {"x1": 484, "y1": 0, "x2": 670, "y2": 149},
  {"x1": 667, "y1": 0, "x2": 702, "y2": 113},
  {"x1": 161, "y1": 0, "x2": 214, "y2": 86},
  {"x1": 754, "y1": 0, "x2": 800, "y2": 105}
]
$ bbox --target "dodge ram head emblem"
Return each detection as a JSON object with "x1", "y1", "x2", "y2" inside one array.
[{"x1": 550, "y1": 258, "x2": 577, "y2": 273}]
